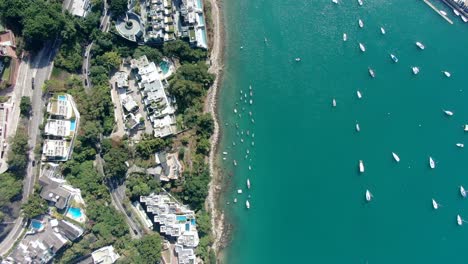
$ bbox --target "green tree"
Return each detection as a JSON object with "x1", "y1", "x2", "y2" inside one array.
[
  {"x1": 174, "y1": 63, "x2": 214, "y2": 89},
  {"x1": 196, "y1": 137, "x2": 210, "y2": 155},
  {"x1": 103, "y1": 142, "x2": 129, "y2": 180},
  {"x1": 96, "y1": 51, "x2": 121, "y2": 71},
  {"x1": 133, "y1": 233, "x2": 162, "y2": 263},
  {"x1": 168, "y1": 79, "x2": 203, "y2": 111},
  {"x1": 20, "y1": 96, "x2": 31, "y2": 117},
  {"x1": 163, "y1": 40, "x2": 207, "y2": 63},
  {"x1": 22, "y1": 193, "x2": 48, "y2": 219},
  {"x1": 0, "y1": 172, "x2": 22, "y2": 207},
  {"x1": 133, "y1": 46, "x2": 163, "y2": 63},
  {"x1": 196, "y1": 113, "x2": 214, "y2": 136},
  {"x1": 109, "y1": 0, "x2": 128, "y2": 18},
  {"x1": 7, "y1": 126, "x2": 29, "y2": 175}
]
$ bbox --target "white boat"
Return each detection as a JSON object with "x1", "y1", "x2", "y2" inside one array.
[
  {"x1": 368, "y1": 68, "x2": 375, "y2": 78},
  {"x1": 357, "y1": 90, "x2": 362, "y2": 99},
  {"x1": 246, "y1": 200, "x2": 250, "y2": 209},
  {"x1": 247, "y1": 179, "x2": 251, "y2": 189},
  {"x1": 237, "y1": 189, "x2": 243, "y2": 194},
  {"x1": 392, "y1": 152, "x2": 400, "y2": 162},
  {"x1": 358, "y1": 0, "x2": 363, "y2": 6},
  {"x1": 356, "y1": 123, "x2": 360, "y2": 132},
  {"x1": 432, "y1": 199, "x2": 439, "y2": 209},
  {"x1": 343, "y1": 33, "x2": 347, "y2": 41},
  {"x1": 460, "y1": 186, "x2": 466, "y2": 197},
  {"x1": 443, "y1": 71, "x2": 451, "y2": 77},
  {"x1": 429, "y1": 157, "x2": 435, "y2": 169},
  {"x1": 412, "y1": 67, "x2": 420, "y2": 75},
  {"x1": 358, "y1": 19, "x2": 364, "y2": 28},
  {"x1": 365, "y1": 190, "x2": 372, "y2": 202},
  {"x1": 464, "y1": 125, "x2": 468, "y2": 131},
  {"x1": 416, "y1": 42, "x2": 425, "y2": 50},
  {"x1": 462, "y1": 15, "x2": 468, "y2": 22},
  {"x1": 359, "y1": 43, "x2": 366, "y2": 52},
  {"x1": 457, "y1": 215, "x2": 463, "y2": 226},
  {"x1": 443, "y1": 109, "x2": 454, "y2": 116},
  {"x1": 440, "y1": 10, "x2": 447, "y2": 16},
  {"x1": 456, "y1": 143, "x2": 464, "y2": 148},
  {"x1": 390, "y1": 54, "x2": 398, "y2": 63},
  {"x1": 332, "y1": 98, "x2": 336, "y2": 107},
  {"x1": 380, "y1": 27, "x2": 386, "y2": 34},
  {"x1": 233, "y1": 160, "x2": 237, "y2": 166},
  {"x1": 359, "y1": 160, "x2": 365, "y2": 173},
  {"x1": 234, "y1": 198, "x2": 237, "y2": 203},
  {"x1": 295, "y1": 57, "x2": 301, "y2": 62},
  {"x1": 223, "y1": 151, "x2": 228, "y2": 155},
  {"x1": 454, "y1": 9, "x2": 460, "y2": 16}
]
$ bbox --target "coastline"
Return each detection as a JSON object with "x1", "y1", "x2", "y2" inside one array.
[{"x1": 204, "y1": 0, "x2": 227, "y2": 260}]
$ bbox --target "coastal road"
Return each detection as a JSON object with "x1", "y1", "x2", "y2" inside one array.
[{"x1": 0, "y1": 42, "x2": 59, "y2": 256}]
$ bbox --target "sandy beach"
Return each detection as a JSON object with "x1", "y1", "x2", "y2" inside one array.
[{"x1": 204, "y1": 0, "x2": 226, "y2": 258}]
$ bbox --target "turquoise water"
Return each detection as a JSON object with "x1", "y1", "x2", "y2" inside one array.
[
  {"x1": 219, "y1": 0, "x2": 468, "y2": 263},
  {"x1": 58, "y1": 95, "x2": 66, "y2": 101},
  {"x1": 67, "y1": 207, "x2": 82, "y2": 219},
  {"x1": 160, "y1": 61, "x2": 170, "y2": 74},
  {"x1": 176, "y1": 215, "x2": 187, "y2": 221},
  {"x1": 31, "y1": 220, "x2": 43, "y2": 230},
  {"x1": 70, "y1": 120, "x2": 76, "y2": 131},
  {"x1": 198, "y1": 13, "x2": 205, "y2": 26}
]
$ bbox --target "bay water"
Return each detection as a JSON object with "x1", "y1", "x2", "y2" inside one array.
[{"x1": 218, "y1": 0, "x2": 468, "y2": 263}]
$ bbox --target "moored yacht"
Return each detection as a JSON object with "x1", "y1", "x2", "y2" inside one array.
[
  {"x1": 454, "y1": 9, "x2": 460, "y2": 16},
  {"x1": 456, "y1": 143, "x2": 464, "y2": 148},
  {"x1": 429, "y1": 157, "x2": 435, "y2": 169},
  {"x1": 358, "y1": 0, "x2": 363, "y2": 6},
  {"x1": 464, "y1": 125, "x2": 468, "y2": 131},
  {"x1": 246, "y1": 200, "x2": 250, "y2": 209},
  {"x1": 358, "y1": 19, "x2": 364, "y2": 28},
  {"x1": 359, "y1": 43, "x2": 366, "y2": 52},
  {"x1": 443, "y1": 109, "x2": 454, "y2": 116},
  {"x1": 443, "y1": 71, "x2": 451, "y2": 77},
  {"x1": 295, "y1": 57, "x2": 301, "y2": 62},
  {"x1": 392, "y1": 152, "x2": 400, "y2": 162},
  {"x1": 365, "y1": 190, "x2": 372, "y2": 202},
  {"x1": 457, "y1": 214, "x2": 463, "y2": 226},
  {"x1": 356, "y1": 123, "x2": 360, "y2": 132},
  {"x1": 247, "y1": 179, "x2": 251, "y2": 189},
  {"x1": 343, "y1": 33, "x2": 347, "y2": 41},
  {"x1": 390, "y1": 53, "x2": 398, "y2": 63},
  {"x1": 440, "y1": 10, "x2": 447, "y2": 16},
  {"x1": 462, "y1": 15, "x2": 468, "y2": 22},
  {"x1": 416, "y1": 42, "x2": 425, "y2": 50},
  {"x1": 412, "y1": 66, "x2": 420, "y2": 75},
  {"x1": 432, "y1": 199, "x2": 439, "y2": 209},
  {"x1": 359, "y1": 160, "x2": 365, "y2": 173},
  {"x1": 332, "y1": 98, "x2": 337, "y2": 107},
  {"x1": 368, "y1": 68, "x2": 375, "y2": 78},
  {"x1": 460, "y1": 185, "x2": 466, "y2": 198},
  {"x1": 380, "y1": 27, "x2": 386, "y2": 34},
  {"x1": 357, "y1": 90, "x2": 362, "y2": 99}
]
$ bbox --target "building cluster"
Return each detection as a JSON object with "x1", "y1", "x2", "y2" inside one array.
[
  {"x1": 5, "y1": 216, "x2": 84, "y2": 264},
  {"x1": 453, "y1": 0, "x2": 468, "y2": 10},
  {"x1": 42, "y1": 94, "x2": 80, "y2": 161},
  {"x1": 115, "y1": 0, "x2": 208, "y2": 49},
  {"x1": 140, "y1": 193, "x2": 199, "y2": 264},
  {"x1": 147, "y1": 152, "x2": 183, "y2": 181},
  {"x1": 77, "y1": 246, "x2": 121, "y2": 264},
  {"x1": 0, "y1": 26, "x2": 19, "y2": 88},
  {"x1": 130, "y1": 55, "x2": 177, "y2": 138}
]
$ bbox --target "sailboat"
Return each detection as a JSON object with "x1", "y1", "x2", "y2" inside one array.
[
  {"x1": 357, "y1": 90, "x2": 362, "y2": 99},
  {"x1": 365, "y1": 190, "x2": 372, "y2": 202},
  {"x1": 460, "y1": 186, "x2": 466, "y2": 198},
  {"x1": 392, "y1": 152, "x2": 400, "y2": 162},
  {"x1": 247, "y1": 179, "x2": 251, "y2": 189},
  {"x1": 429, "y1": 157, "x2": 435, "y2": 169},
  {"x1": 359, "y1": 43, "x2": 366, "y2": 52},
  {"x1": 380, "y1": 27, "x2": 386, "y2": 34},
  {"x1": 368, "y1": 68, "x2": 375, "y2": 78},
  {"x1": 343, "y1": 33, "x2": 347, "y2": 41},
  {"x1": 442, "y1": 71, "x2": 451, "y2": 77},
  {"x1": 412, "y1": 66, "x2": 420, "y2": 75},
  {"x1": 332, "y1": 98, "x2": 337, "y2": 107},
  {"x1": 359, "y1": 160, "x2": 365, "y2": 173},
  {"x1": 390, "y1": 54, "x2": 398, "y2": 63},
  {"x1": 432, "y1": 199, "x2": 439, "y2": 209},
  {"x1": 358, "y1": 19, "x2": 364, "y2": 28},
  {"x1": 356, "y1": 123, "x2": 361, "y2": 132},
  {"x1": 457, "y1": 214, "x2": 463, "y2": 226},
  {"x1": 246, "y1": 200, "x2": 250, "y2": 209},
  {"x1": 443, "y1": 109, "x2": 454, "y2": 116},
  {"x1": 415, "y1": 42, "x2": 425, "y2": 50},
  {"x1": 456, "y1": 143, "x2": 464, "y2": 148}
]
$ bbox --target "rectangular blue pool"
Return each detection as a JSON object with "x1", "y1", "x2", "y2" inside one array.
[
  {"x1": 70, "y1": 120, "x2": 76, "y2": 131},
  {"x1": 176, "y1": 215, "x2": 187, "y2": 221},
  {"x1": 58, "y1": 95, "x2": 67, "y2": 101},
  {"x1": 68, "y1": 207, "x2": 82, "y2": 219}
]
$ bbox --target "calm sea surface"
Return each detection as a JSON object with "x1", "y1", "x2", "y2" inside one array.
[{"x1": 217, "y1": 0, "x2": 468, "y2": 263}]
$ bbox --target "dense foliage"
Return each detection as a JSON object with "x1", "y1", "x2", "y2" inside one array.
[
  {"x1": 7, "y1": 126, "x2": 29, "y2": 174},
  {"x1": 22, "y1": 193, "x2": 48, "y2": 219},
  {"x1": 126, "y1": 172, "x2": 160, "y2": 201},
  {"x1": 109, "y1": 0, "x2": 128, "y2": 18}
]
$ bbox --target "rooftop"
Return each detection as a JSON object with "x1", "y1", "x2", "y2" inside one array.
[{"x1": 91, "y1": 245, "x2": 120, "y2": 264}]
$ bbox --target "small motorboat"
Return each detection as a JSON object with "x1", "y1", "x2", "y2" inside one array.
[
  {"x1": 390, "y1": 54, "x2": 398, "y2": 63},
  {"x1": 237, "y1": 189, "x2": 243, "y2": 194},
  {"x1": 464, "y1": 125, "x2": 468, "y2": 131},
  {"x1": 462, "y1": 15, "x2": 468, "y2": 22},
  {"x1": 460, "y1": 186, "x2": 466, "y2": 198},
  {"x1": 359, "y1": 43, "x2": 366, "y2": 52},
  {"x1": 223, "y1": 151, "x2": 228, "y2": 155},
  {"x1": 443, "y1": 109, "x2": 454, "y2": 116},
  {"x1": 412, "y1": 67, "x2": 420, "y2": 75},
  {"x1": 332, "y1": 98, "x2": 337, "y2": 107},
  {"x1": 392, "y1": 152, "x2": 400, "y2": 162},
  {"x1": 457, "y1": 214, "x2": 463, "y2": 226},
  {"x1": 456, "y1": 143, "x2": 464, "y2": 148},
  {"x1": 440, "y1": 10, "x2": 447, "y2": 16},
  {"x1": 332, "y1": 0, "x2": 338, "y2": 4},
  {"x1": 429, "y1": 157, "x2": 435, "y2": 169},
  {"x1": 359, "y1": 160, "x2": 365, "y2": 173},
  {"x1": 246, "y1": 200, "x2": 250, "y2": 209},
  {"x1": 357, "y1": 90, "x2": 362, "y2": 99},
  {"x1": 454, "y1": 9, "x2": 461, "y2": 16},
  {"x1": 358, "y1": 19, "x2": 364, "y2": 28},
  {"x1": 416, "y1": 42, "x2": 425, "y2": 50},
  {"x1": 247, "y1": 179, "x2": 251, "y2": 189},
  {"x1": 365, "y1": 190, "x2": 372, "y2": 202},
  {"x1": 295, "y1": 57, "x2": 301, "y2": 62},
  {"x1": 358, "y1": 0, "x2": 363, "y2": 6},
  {"x1": 233, "y1": 160, "x2": 237, "y2": 166},
  {"x1": 234, "y1": 198, "x2": 237, "y2": 203},
  {"x1": 442, "y1": 71, "x2": 451, "y2": 77},
  {"x1": 380, "y1": 27, "x2": 386, "y2": 34},
  {"x1": 343, "y1": 33, "x2": 347, "y2": 41},
  {"x1": 432, "y1": 199, "x2": 439, "y2": 209},
  {"x1": 368, "y1": 68, "x2": 375, "y2": 78},
  {"x1": 356, "y1": 123, "x2": 360, "y2": 132}
]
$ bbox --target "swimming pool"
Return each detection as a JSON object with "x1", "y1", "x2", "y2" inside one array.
[
  {"x1": 159, "y1": 61, "x2": 170, "y2": 74},
  {"x1": 198, "y1": 13, "x2": 205, "y2": 26},
  {"x1": 31, "y1": 220, "x2": 43, "y2": 230},
  {"x1": 67, "y1": 207, "x2": 82, "y2": 219},
  {"x1": 70, "y1": 120, "x2": 76, "y2": 131},
  {"x1": 191, "y1": 219, "x2": 196, "y2": 226},
  {"x1": 196, "y1": 0, "x2": 203, "y2": 8},
  {"x1": 176, "y1": 215, "x2": 187, "y2": 222},
  {"x1": 185, "y1": 223, "x2": 190, "y2": 231},
  {"x1": 58, "y1": 95, "x2": 67, "y2": 101}
]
